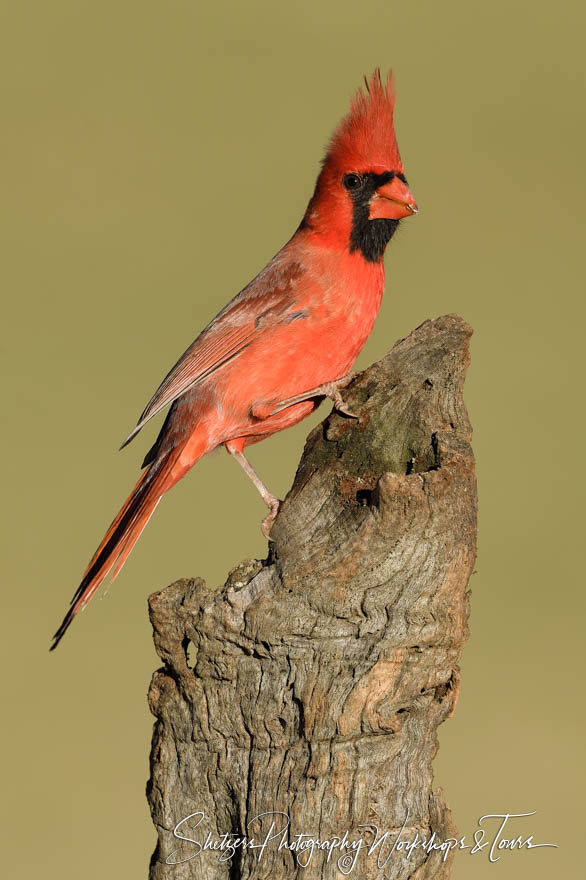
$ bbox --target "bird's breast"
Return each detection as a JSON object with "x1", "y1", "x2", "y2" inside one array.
[
  {"x1": 234, "y1": 254, "x2": 383, "y2": 404},
  {"x1": 192, "y1": 247, "x2": 385, "y2": 447},
  {"x1": 312, "y1": 251, "x2": 385, "y2": 363}
]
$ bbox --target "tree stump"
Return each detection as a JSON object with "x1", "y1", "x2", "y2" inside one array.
[{"x1": 147, "y1": 314, "x2": 477, "y2": 879}]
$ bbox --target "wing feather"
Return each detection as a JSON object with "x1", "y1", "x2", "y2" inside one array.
[{"x1": 120, "y1": 260, "x2": 307, "y2": 449}]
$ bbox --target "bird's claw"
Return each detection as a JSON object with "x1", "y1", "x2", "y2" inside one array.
[
  {"x1": 270, "y1": 371, "x2": 361, "y2": 420},
  {"x1": 261, "y1": 498, "x2": 282, "y2": 539},
  {"x1": 328, "y1": 387, "x2": 358, "y2": 419}
]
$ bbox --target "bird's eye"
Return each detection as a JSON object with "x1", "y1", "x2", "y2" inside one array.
[{"x1": 343, "y1": 173, "x2": 363, "y2": 191}]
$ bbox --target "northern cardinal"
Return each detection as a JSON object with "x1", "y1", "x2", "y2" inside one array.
[{"x1": 51, "y1": 70, "x2": 417, "y2": 649}]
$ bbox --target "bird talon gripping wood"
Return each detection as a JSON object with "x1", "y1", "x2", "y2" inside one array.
[
  {"x1": 269, "y1": 373, "x2": 359, "y2": 419},
  {"x1": 261, "y1": 501, "x2": 282, "y2": 540},
  {"x1": 51, "y1": 69, "x2": 418, "y2": 649}
]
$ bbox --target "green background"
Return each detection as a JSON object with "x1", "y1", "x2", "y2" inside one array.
[{"x1": 2, "y1": 1, "x2": 584, "y2": 877}]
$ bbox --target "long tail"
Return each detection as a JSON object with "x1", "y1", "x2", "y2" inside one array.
[{"x1": 50, "y1": 448, "x2": 181, "y2": 651}]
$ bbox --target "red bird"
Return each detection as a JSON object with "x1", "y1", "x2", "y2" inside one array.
[{"x1": 51, "y1": 70, "x2": 417, "y2": 649}]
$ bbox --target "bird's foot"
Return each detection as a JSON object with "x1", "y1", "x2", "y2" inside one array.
[
  {"x1": 226, "y1": 441, "x2": 282, "y2": 540},
  {"x1": 321, "y1": 379, "x2": 359, "y2": 418},
  {"x1": 270, "y1": 371, "x2": 361, "y2": 419},
  {"x1": 261, "y1": 497, "x2": 282, "y2": 539}
]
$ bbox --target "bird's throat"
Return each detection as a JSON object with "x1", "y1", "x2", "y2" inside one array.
[
  {"x1": 350, "y1": 215, "x2": 399, "y2": 263},
  {"x1": 346, "y1": 171, "x2": 401, "y2": 263},
  {"x1": 302, "y1": 170, "x2": 401, "y2": 262}
]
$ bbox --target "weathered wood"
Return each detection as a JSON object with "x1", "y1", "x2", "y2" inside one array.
[{"x1": 147, "y1": 315, "x2": 476, "y2": 879}]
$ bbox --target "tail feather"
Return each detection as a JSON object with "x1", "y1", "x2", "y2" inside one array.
[
  {"x1": 50, "y1": 451, "x2": 175, "y2": 651},
  {"x1": 110, "y1": 498, "x2": 161, "y2": 581}
]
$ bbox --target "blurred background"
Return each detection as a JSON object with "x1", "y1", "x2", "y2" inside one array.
[{"x1": 2, "y1": 1, "x2": 584, "y2": 877}]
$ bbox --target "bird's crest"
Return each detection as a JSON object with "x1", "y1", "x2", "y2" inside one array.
[{"x1": 324, "y1": 69, "x2": 403, "y2": 175}]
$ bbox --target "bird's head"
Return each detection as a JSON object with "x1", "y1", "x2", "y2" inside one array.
[{"x1": 303, "y1": 70, "x2": 417, "y2": 262}]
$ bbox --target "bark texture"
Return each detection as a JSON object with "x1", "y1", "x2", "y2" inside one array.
[{"x1": 147, "y1": 315, "x2": 476, "y2": 880}]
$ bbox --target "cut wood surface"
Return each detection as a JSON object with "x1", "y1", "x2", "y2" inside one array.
[{"x1": 147, "y1": 315, "x2": 477, "y2": 879}]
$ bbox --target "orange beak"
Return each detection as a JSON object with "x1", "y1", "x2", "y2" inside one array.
[{"x1": 369, "y1": 177, "x2": 418, "y2": 220}]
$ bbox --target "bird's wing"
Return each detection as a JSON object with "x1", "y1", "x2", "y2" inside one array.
[{"x1": 120, "y1": 261, "x2": 307, "y2": 448}]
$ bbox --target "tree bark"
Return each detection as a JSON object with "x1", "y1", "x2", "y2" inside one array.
[{"x1": 147, "y1": 314, "x2": 477, "y2": 880}]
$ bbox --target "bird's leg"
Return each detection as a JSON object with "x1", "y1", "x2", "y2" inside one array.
[
  {"x1": 225, "y1": 441, "x2": 281, "y2": 538},
  {"x1": 269, "y1": 371, "x2": 360, "y2": 419}
]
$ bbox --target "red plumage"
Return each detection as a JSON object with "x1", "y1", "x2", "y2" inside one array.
[
  {"x1": 51, "y1": 69, "x2": 417, "y2": 649},
  {"x1": 325, "y1": 70, "x2": 402, "y2": 179}
]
